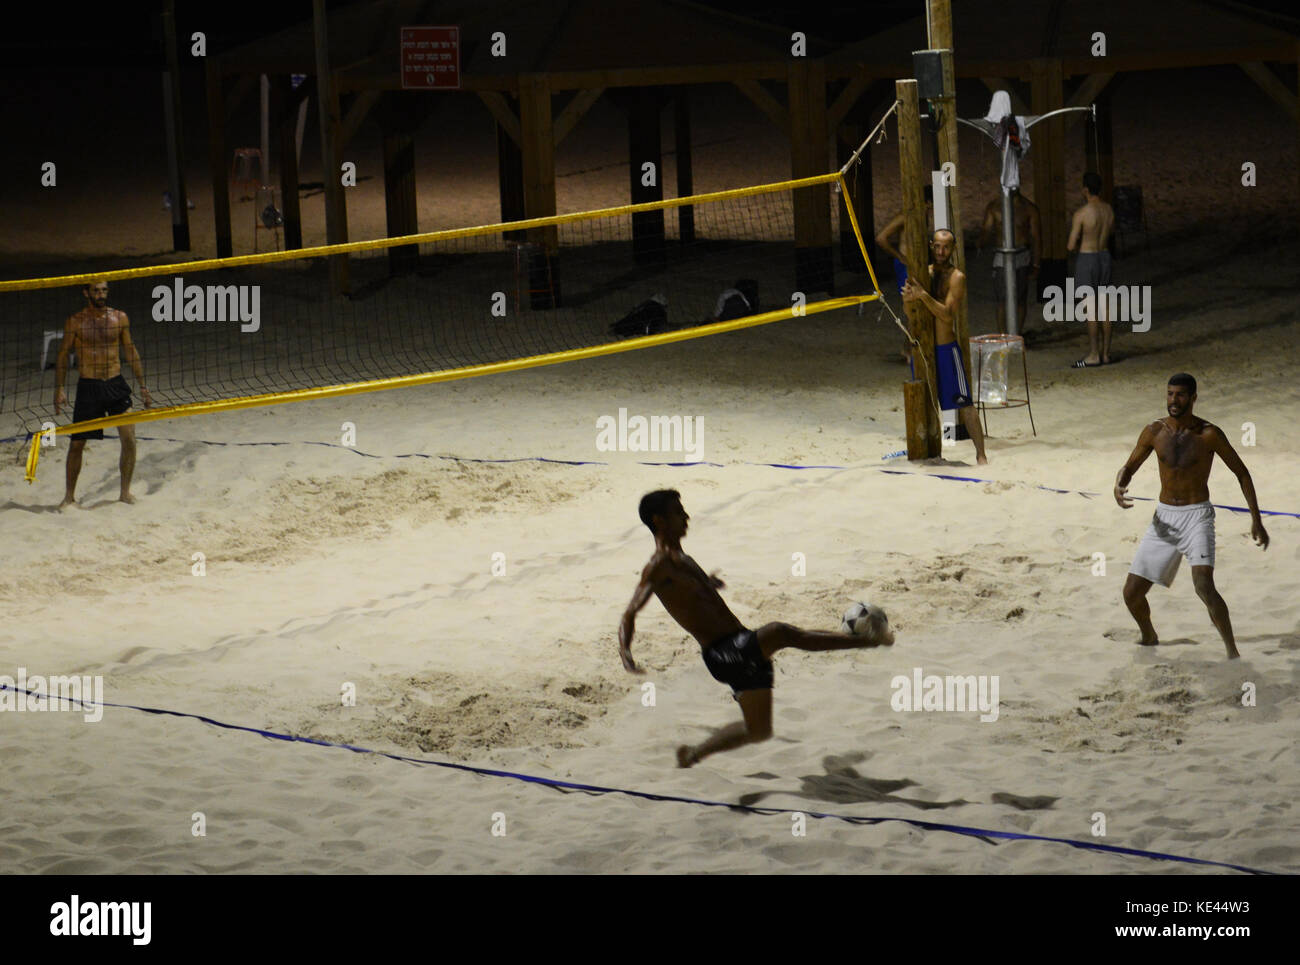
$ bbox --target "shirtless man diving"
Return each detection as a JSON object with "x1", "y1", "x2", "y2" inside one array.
[
  {"x1": 619, "y1": 490, "x2": 893, "y2": 767},
  {"x1": 54, "y1": 280, "x2": 152, "y2": 508},
  {"x1": 1115, "y1": 374, "x2": 1268, "y2": 659},
  {"x1": 902, "y1": 228, "x2": 988, "y2": 465},
  {"x1": 1068, "y1": 172, "x2": 1117, "y2": 367}
]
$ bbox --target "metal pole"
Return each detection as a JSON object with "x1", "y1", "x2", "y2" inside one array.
[{"x1": 1000, "y1": 182, "x2": 1019, "y2": 336}]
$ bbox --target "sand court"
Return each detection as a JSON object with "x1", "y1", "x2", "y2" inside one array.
[{"x1": 4, "y1": 289, "x2": 1297, "y2": 873}]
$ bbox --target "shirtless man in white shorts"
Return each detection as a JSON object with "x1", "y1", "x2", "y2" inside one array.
[{"x1": 1114, "y1": 374, "x2": 1269, "y2": 659}]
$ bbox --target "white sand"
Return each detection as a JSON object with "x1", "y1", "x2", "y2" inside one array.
[{"x1": 2, "y1": 66, "x2": 1297, "y2": 875}]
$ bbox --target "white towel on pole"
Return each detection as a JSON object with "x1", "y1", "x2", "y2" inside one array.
[{"x1": 985, "y1": 91, "x2": 1031, "y2": 190}]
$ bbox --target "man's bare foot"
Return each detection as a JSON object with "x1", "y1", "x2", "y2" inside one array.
[
  {"x1": 977, "y1": 454, "x2": 988, "y2": 465},
  {"x1": 119, "y1": 493, "x2": 136, "y2": 504},
  {"x1": 1225, "y1": 645, "x2": 1240, "y2": 660},
  {"x1": 676, "y1": 745, "x2": 697, "y2": 768},
  {"x1": 1138, "y1": 634, "x2": 1158, "y2": 646},
  {"x1": 58, "y1": 496, "x2": 76, "y2": 510}
]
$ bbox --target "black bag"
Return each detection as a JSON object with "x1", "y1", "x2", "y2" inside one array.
[{"x1": 610, "y1": 295, "x2": 669, "y2": 337}]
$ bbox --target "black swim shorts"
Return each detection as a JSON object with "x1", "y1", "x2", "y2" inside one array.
[
  {"x1": 702, "y1": 628, "x2": 773, "y2": 695},
  {"x1": 71, "y1": 375, "x2": 132, "y2": 440}
]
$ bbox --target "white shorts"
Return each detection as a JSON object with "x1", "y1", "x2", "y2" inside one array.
[{"x1": 1129, "y1": 501, "x2": 1216, "y2": 587}]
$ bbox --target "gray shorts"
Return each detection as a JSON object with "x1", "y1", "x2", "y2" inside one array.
[{"x1": 1075, "y1": 251, "x2": 1112, "y2": 287}]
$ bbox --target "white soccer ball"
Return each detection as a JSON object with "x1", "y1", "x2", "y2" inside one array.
[{"x1": 841, "y1": 602, "x2": 891, "y2": 643}]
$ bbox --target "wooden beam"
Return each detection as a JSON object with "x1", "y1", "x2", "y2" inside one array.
[
  {"x1": 1030, "y1": 57, "x2": 1067, "y2": 297},
  {"x1": 627, "y1": 87, "x2": 666, "y2": 266},
  {"x1": 205, "y1": 57, "x2": 233, "y2": 258},
  {"x1": 1238, "y1": 62, "x2": 1299, "y2": 120},
  {"x1": 224, "y1": 73, "x2": 258, "y2": 121},
  {"x1": 382, "y1": 128, "x2": 419, "y2": 274},
  {"x1": 339, "y1": 89, "x2": 383, "y2": 149},
  {"x1": 827, "y1": 73, "x2": 870, "y2": 130},
  {"x1": 1067, "y1": 72, "x2": 1115, "y2": 111},
  {"x1": 554, "y1": 87, "x2": 605, "y2": 146},
  {"x1": 313, "y1": 0, "x2": 349, "y2": 293},
  {"x1": 1089, "y1": 84, "x2": 1114, "y2": 205},
  {"x1": 897, "y1": 78, "x2": 939, "y2": 459},
  {"x1": 274, "y1": 75, "x2": 303, "y2": 250},
  {"x1": 161, "y1": 0, "x2": 190, "y2": 252},
  {"x1": 733, "y1": 78, "x2": 790, "y2": 137},
  {"x1": 789, "y1": 61, "x2": 833, "y2": 295},
  {"x1": 498, "y1": 116, "x2": 526, "y2": 234},
  {"x1": 675, "y1": 90, "x2": 695, "y2": 245},
  {"x1": 519, "y1": 72, "x2": 558, "y2": 256},
  {"x1": 478, "y1": 90, "x2": 521, "y2": 145},
  {"x1": 1065, "y1": 72, "x2": 1115, "y2": 130}
]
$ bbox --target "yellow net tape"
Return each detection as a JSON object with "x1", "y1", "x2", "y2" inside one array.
[
  {"x1": 0, "y1": 173, "x2": 841, "y2": 292},
  {"x1": 25, "y1": 293, "x2": 879, "y2": 482}
]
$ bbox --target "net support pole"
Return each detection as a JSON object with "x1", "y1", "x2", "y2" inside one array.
[
  {"x1": 1000, "y1": 184, "x2": 1020, "y2": 336},
  {"x1": 897, "y1": 78, "x2": 940, "y2": 459}
]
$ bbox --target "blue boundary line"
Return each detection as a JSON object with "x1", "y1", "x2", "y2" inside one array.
[
  {"x1": 0, "y1": 684, "x2": 1278, "y2": 875},
  {"x1": 9, "y1": 431, "x2": 1297, "y2": 518}
]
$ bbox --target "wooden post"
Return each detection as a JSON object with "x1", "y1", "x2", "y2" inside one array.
[
  {"x1": 627, "y1": 87, "x2": 666, "y2": 266},
  {"x1": 674, "y1": 89, "x2": 695, "y2": 245},
  {"x1": 1031, "y1": 57, "x2": 1066, "y2": 300},
  {"x1": 836, "y1": 118, "x2": 865, "y2": 271},
  {"x1": 204, "y1": 56, "x2": 232, "y2": 259},
  {"x1": 789, "y1": 60, "x2": 834, "y2": 296},
  {"x1": 519, "y1": 72, "x2": 559, "y2": 308},
  {"x1": 928, "y1": 0, "x2": 971, "y2": 392},
  {"x1": 274, "y1": 75, "x2": 303, "y2": 251},
  {"x1": 161, "y1": 0, "x2": 190, "y2": 252},
  {"x1": 897, "y1": 78, "x2": 939, "y2": 459},
  {"x1": 497, "y1": 100, "x2": 526, "y2": 240},
  {"x1": 1090, "y1": 83, "x2": 1114, "y2": 203},
  {"x1": 382, "y1": 122, "x2": 419, "y2": 275},
  {"x1": 313, "y1": 0, "x2": 349, "y2": 294}
]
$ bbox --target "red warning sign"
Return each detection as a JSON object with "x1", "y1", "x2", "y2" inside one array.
[{"x1": 400, "y1": 26, "x2": 460, "y2": 90}]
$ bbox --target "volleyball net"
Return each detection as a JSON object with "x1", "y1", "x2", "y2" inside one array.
[{"x1": 2, "y1": 171, "x2": 886, "y2": 482}]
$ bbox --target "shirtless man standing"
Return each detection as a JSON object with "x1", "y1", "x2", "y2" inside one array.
[
  {"x1": 1115, "y1": 374, "x2": 1268, "y2": 659},
  {"x1": 902, "y1": 228, "x2": 988, "y2": 465},
  {"x1": 1068, "y1": 173, "x2": 1117, "y2": 367},
  {"x1": 979, "y1": 187, "x2": 1041, "y2": 335},
  {"x1": 619, "y1": 490, "x2": 893, "y2": 767},
  {"x1": 54, "y1": 280, "x2": 152, "y2": 508}
]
